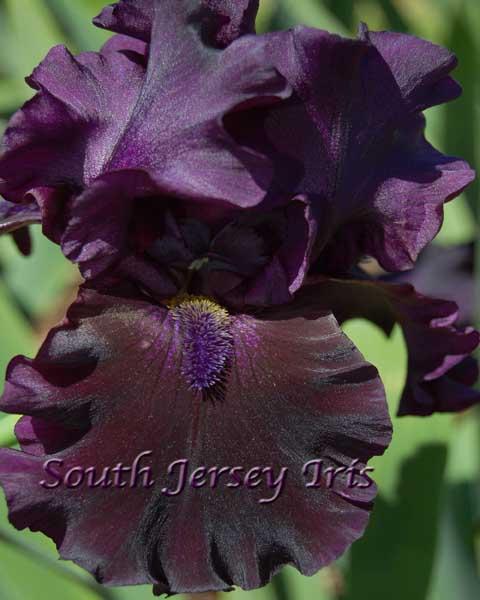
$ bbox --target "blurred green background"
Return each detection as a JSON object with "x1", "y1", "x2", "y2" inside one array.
[{"x1": 0, "y1": 0, "x2": 479, "y2": 599}]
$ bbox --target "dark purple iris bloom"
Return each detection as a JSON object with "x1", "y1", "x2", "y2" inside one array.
[{"x1": 0, "y1": 0, "x2": 477, "y2": 595}]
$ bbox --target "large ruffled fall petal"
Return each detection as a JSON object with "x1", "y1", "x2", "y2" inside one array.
[
  {"x1": 386, "y1": 243, "x2": 475, "y2": 327},
  {"x1": 0, "y1": 285, "x2": 390, "y2": 594}
]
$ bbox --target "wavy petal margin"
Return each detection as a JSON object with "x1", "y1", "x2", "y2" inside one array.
[
  {"x1": 294, "y1": 278, "x2": 480, "y2": 416},
  {"x1": 227, "y1": 25, "x2": 475, "y2": 272},
  {"x1": 94, "y1": 0, "x2": 259, "y2": 48},
  {"x1": 0, "y1": 285, "x2": 390, "y2": 593}
]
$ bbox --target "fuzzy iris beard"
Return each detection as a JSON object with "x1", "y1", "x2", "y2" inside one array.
[{"x1": 170, "y1": 296, "x2": 233, "y2": 395}]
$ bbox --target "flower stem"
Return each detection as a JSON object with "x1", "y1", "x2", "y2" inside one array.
[{"x1": 271, "y1": 570, "x2": 291, "y2": 600}]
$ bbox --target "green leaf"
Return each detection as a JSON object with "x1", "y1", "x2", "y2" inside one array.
[
  {"x1": 0, "y1": 80, "x2": 29, "y2": 116},
  {"x1": 281, "y1": 566, "x2": 333, "y2": 600},
  {"x1": 2, "y1": 0, "x2": 67, "y2": 76},
  {"x1": 112, "y1": 586, "x2": 189, "y2": 600},
  {"x1": 257, "y1": 0, "x2": 276, "y2": 33},
  {"x1": 434, "y1": 196, "x2": 477, "y2": 246},
  {"x1": 344, "y1": 445, "x2": 447, "y2": 600},
  {"x1": 0, "y1": 225, "x2": 79, "y2": 321},
  {"x1": 427, "y1": 482, "x2": 480, "y2": 600},
  {"x1": 376, "y1": 0, "x2": 409, "y2": 32},
  {"x1": 342, "y1": 320, "x2": 452, "y2": 500},
  {"x1": 0, "y1": 538, "x2": 97, "y2": 600},
  {"x1": 221, "y1": 584, "x2": 276, "y2": 600},
  {"x1": 446, "y1": 413, "x2": 480, "y2": 483},
  {"x1": 444, "y1": 9, "x2": 480, "y2": 224},
  {"x1": 44, "y1": 0, "x2": 110, "y2": 52},
  {"x1": 323, "y1": 0, "x2": 355, "y2": 31},
  {"x1": 389, "y1": 0, "x2": 449, "y2": 40},
  {"x1": 276, "y1": 0, "x2": 349, "y2": 36},
  {"x1": 0, "y1": 494, "x2": 114, "y2": 600},
  {"x1": 0, "y1": 279, "x2": 34, "y2": 396},
  {"x1": 0, "y1": 414, "x2": 19, "y2": 448}
]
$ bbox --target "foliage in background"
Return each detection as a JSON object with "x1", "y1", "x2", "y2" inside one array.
[{"x1": 0, "y1": 1, "x2": 478, "y2": 599}]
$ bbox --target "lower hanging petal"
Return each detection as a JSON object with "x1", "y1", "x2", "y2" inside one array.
[
  {"x1": 386, "y1": 242, "x2": 475, "y2": 327},
  {"x1": 296, "y1": 278, "x2": 480, "y2": 416},
  {"x1": 0, "y1": 285, "x2": 390, "y2": 594}
]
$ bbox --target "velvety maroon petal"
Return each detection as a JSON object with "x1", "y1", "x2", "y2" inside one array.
[
  {"x1": 296, "y1": 278, "x2": 480, "y2": 416},
  {"x1": 30, "y1": 171, "x2": 180, "y2": 290},
  {"x1": 399, "y1": 355, "x2": 480, "y2": 417},
  {"x1": 255, "y1": 25, "x2": 475, "y2": 273},
  {"x1": 254, "y1": 197, "x2": 316, "y2": 299},
  {"x1": 0, "y1": 286, "x2": 390, "y2": 594},
  {"x1": 94, "y1": 0, "x2": 259, "y2": 48},
  {"x1": 0, "y1": 199, "x2": 41, "y2": 255},
  {"x1": 202, "y1": 0, "x2": 259, "y2": 47},
  {"x1": 116, "y1": 255, "x2": 178, "y2": 298}
]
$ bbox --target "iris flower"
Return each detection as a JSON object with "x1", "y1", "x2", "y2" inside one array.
[{"x1": 0, "y1": 0, "x2": 477, "y2": 595}]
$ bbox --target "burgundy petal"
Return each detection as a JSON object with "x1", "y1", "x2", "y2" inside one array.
[
  {"x1": 295, "y1": 278, "x2": 480, "y2": 416},
  {"x1": 59, "y1": 184, "x2": 315, "y2": 306},
  {"x1": 232, "y1": 25, "x2": 475, "y2": 272},
  {"x1": 0, "y1": 199, "x2": 41, "y2": 255},
  {"x1": 94, "y1": 0, "x2": 259, "y2": 47},
  {"x1": 360, "y1": 26, "x2": 462, "y2": 112},
  {"x1": 0, "y1": 286, "x2": 390, "y2": 594}
]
